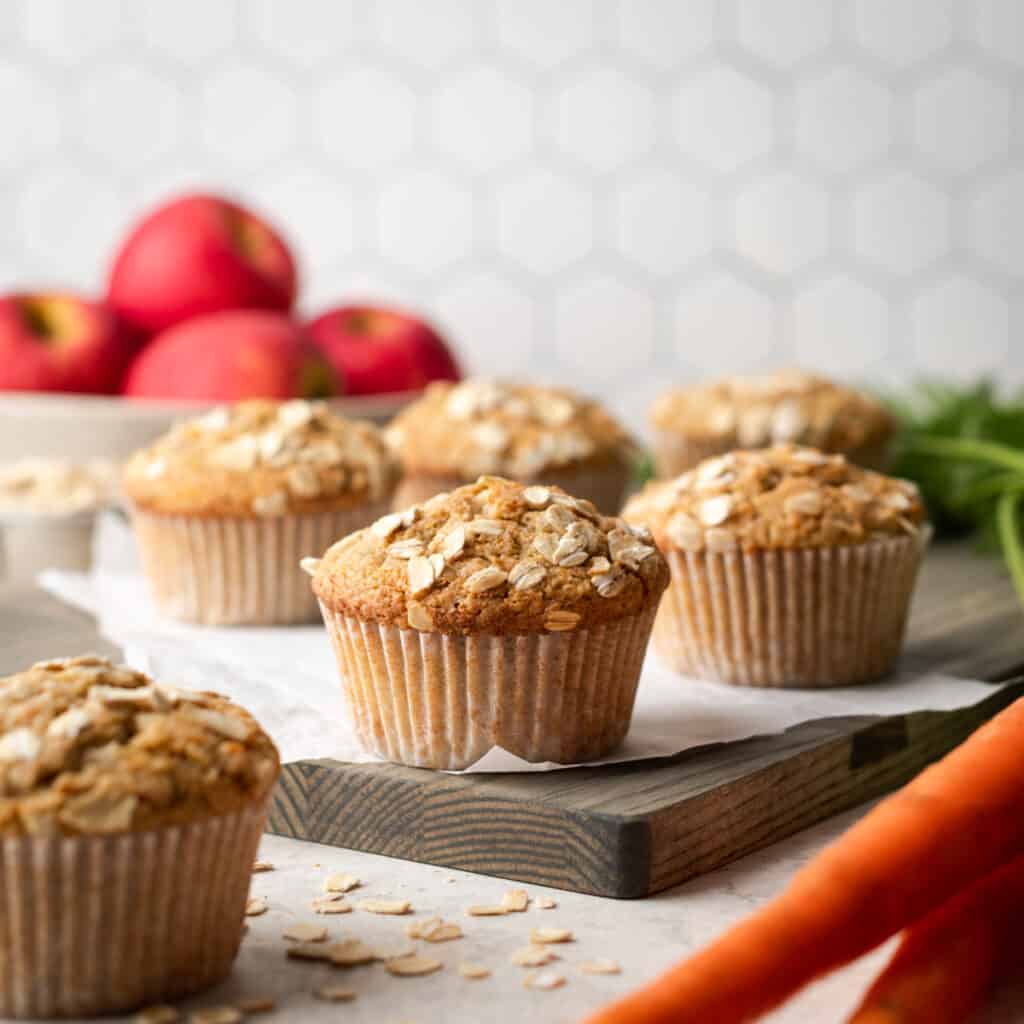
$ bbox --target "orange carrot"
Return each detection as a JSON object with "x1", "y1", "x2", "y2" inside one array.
[
  {"x1": 847, "y1": 856, "x2": 1024, "y2": 1024},
  {"x1": 583, "y1": 696, "x2": 1024, "y2": 1024}
]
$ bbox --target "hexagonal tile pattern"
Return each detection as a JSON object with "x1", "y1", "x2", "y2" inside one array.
[
  {"x1": 614, "y1": 0, "x2": 714, "y2": 70},
  {"x1": 554, "y1": 275, "x2": 655, "y2": 381},
  {"x1": 76, "y1": 65, "x2": 181, "y2": 171},
  {"x1": 249, "y1": 0, "x2": 355, "y2": 64},
  {"x1": 736, "y1": 0, "x2": 832, "y2": 68},
  {"x1": 200, "y1": 65, "x2": 298, "y2": 167},
  {"x1": 370, "y1": 0, "x2": 475, "y2": 69},
  {"x1": 314, "y1": 69, "x2": 417, "y2": 171},
  {"x1": 434, "y1": 271, "x2": 537, "y2": 374},
  {"x1": 968, "y1": 171, "x2": 1024, "y2": 276},
  {"x1": 495, "y1": 0, "x2": 595, "y2": 69},
  {"x1": 495, "y1": 169, "x2": 593, "y2": 275},
  {"x1": 141, "y1": 0, "x2": 236, "y2": 61},
  {"x1": 21, "y1": 0, "x2": 124, "y2": 63},
  {"x1": 15, "y1": 168, "x2": 122, "y2": 284},
  {"x1": 796, "y1": 69, "x2": 891, "y2": 173},
  {"x1": 0, "y1": 64, "x2": 61, "y2": 170},
  {"x1": 377, "y1": 170, "x2": 474, "y2": 275},
  {"x1": 853, "y1": 0, "x2": 954, "y2": 66},
  {"x1": 556, "y1": 68, "x2": 655, "y2": 173},
  {"x1": 673, "y1": 68, "x2": 776, "y2": 173},
  {"x1": 911, "y1": 276, "x2": 1009, "y2": 376},
  {"x1": 674, "y1": 276, "x2": 780, "y2": 372},
  {"x1": 972, "y1": 0, "x2": 1024, "y2": 68},
  {"x1": 793, "y1": 277, "x2": 890, "y2": 374},
  {"x1": 853, "y1": 173, "x2": 949, "y2": 275},
  {"x1": 913, "y1": 69, "x2": 1009, "y2": 175},
  {"x1": 614, "y1": 168, "x2": 712, "y2": 276},
  {"x1": 735, "y1": 173, "x2": 830, "y2": 275},
  {"x1": 250, "y1": 168, "x2": 356, "y2": 272},
  {"x1": 431, "y1": 68, "x2": 532, "y2": 173}
]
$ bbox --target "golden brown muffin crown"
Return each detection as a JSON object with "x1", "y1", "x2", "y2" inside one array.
[
  {"x1": 122, "y1": 399, "x2": 401, "y2": 517},
  {"x1": 650, "y1": 370, "x2": 896, "y2": 452},
  {"x1": 0, "y1": 655, "x2": 280, "y2": 836},
  {"x1": 385, "y1": 379, "x2": 638, "y2": 478},
  {"x1": 625, "y1": 445, "x2": 927, "y2": 553},
  {"x1": 310, "y1": 475, "x2": 669, "y2": 635}
]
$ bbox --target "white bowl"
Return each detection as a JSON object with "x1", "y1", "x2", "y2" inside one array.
[{"x1": 0, "y1": 390, "x2": 418, "y2": 463}]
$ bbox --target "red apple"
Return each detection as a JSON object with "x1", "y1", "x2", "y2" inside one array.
[
  {"x1": 0, "y1": 292, "x2": 135, "y2": 393},
  {"x1": 306, "y1": 304, "x2": 461, "y2": 395},
  {"x1": 123, "y1": 310, "x2": 336, "y2": 401},
  {"x1": 107, "y1": 193, "x2": 297, "y2": 336}
]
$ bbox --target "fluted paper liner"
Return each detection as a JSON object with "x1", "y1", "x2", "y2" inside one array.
[
  {"x1": 393, "y1": 462, "x2": 632, "y2": 516},
  {"x1": 318, "y1": 604, "x2": 658, "y2": 769},
  {"x1": 0, "y1": 799, "x2": 268, "y2": 1019},
  {"x1": 654, "y1": 531, "x2": 929, "y2": 688},
  {"x1": 131, "y1": 501, "x2": 391, "y2": 626}
]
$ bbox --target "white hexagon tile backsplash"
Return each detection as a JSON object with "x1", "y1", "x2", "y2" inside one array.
[{"x1": 1, "y1": 0, "x2": 1023, "y2": 432}]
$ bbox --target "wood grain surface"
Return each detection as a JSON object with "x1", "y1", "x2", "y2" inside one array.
[{"x1": 2, "y1": 544, "x2": 1022, "y2": 898}]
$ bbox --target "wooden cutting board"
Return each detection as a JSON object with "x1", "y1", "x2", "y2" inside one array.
[
  {"x1": 265, "y1": 544, "x2": 1024, "y2": 897},
  {"x1": 4, "y1": 545, "x2": 1022, "y2": 899}
]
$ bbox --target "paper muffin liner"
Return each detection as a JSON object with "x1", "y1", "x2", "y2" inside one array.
[
  {"x1": 653, "y1": 430, "x2": 893, "y2": 477},
  {"x1": 393, "y1": 462, "x2": 632, "y2": 516},
  {"x1": 653, "y1": 531, "x2": 929, "y2": 688},
  {"x1": 0, "y1": 798, "x2": 269, "y2": 1019},
  {"x1": 318, "y1": 603, "x2": 659, "y2": 769},
  {"x1": 131, "y1": 500, "x2": 391, "y2": 626}
]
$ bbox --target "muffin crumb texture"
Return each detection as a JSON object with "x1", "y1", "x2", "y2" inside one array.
[
  {"x1": 385, "y1": 379, "x2": 636, "y2": 478},
  {"x1": 123, "y1": 400, "x2": 400, "y2": 517},
  {"x1": 626, "y1": 446, "x2": 926, "y2": 552},
  {"x1": 0, "y1": 655, "x2": 279, "y2": 836},
  {"x1": 651, "y1": 371, "x2": 896, "y2": 451},
  {"x1": 313, "y1": 476, "x2": 669, "y2": 634}
]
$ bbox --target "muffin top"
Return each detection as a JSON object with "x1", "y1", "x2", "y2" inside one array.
[
  {"x1": 0, "y1": 458, "x2": 118, "y2": 518},
  {"x1": 311, "y1": 476, "x2": 669, "y2": 635},
  {"x1": 385, "y1": 379, "x2": 637, "y2": 479},
  {"x1": 624, "y1": 445, "x2": 927, "y2": 553},
  {"x1": 650, "y1": 370, "x2": 896, "y2": 452},
  {"x1": 0, "y1": 655, "x2": 280, "y2": 837},
  {"x1": 123, "y1": 400, "x2": 401, "y2": 517}
]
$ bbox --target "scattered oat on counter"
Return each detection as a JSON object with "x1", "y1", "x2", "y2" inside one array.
[
  {"x1": 135, "y1": 1008, "x2": 178, "y2": 1024},
  {"x1": 579, "y1": 959, "x2": 621, "y2": 975},
  {"x1": 458, "y1": 961, "x2": 491, "y2": 980},
  {"x1": 314, "y1": 985, "x2": 356, "y2": 1002},
  {"x1": 406, "y1": 916, "x2": 440, "y2": 938},
  {"x1": 530, "y1": 927, "x2": 573, "y2": 944},
  {"x1": 374, "y1": 939, "x2": 417, "y2": 961},
  {"x1": 323, "y1": 872, "x2": 360, "y2": 893},
  {"x1": 245, "y1": 897, "x2": 268, "y2": 917},
  {"x1": 511, "y1": 946, "x2": 558, "y2": 967},
  {"x1": 189, "y1": 1009, "x2": 242, "y2": 1024},
  {"x1": 466, "y1": 904, "x2": 507, "y2": 917},
  {"x1": 535, "y1": 897, "x2": 557, "y2": 910},
  {"x1": 523, "y1": 970, "x2": 566, "y2": 991},
  {"x1": 501, "y1": 889, "x2": 529, "y2": 912},
  {"x1": 312, "y1": 896, "x2": 351, "y2": 915},
  {"x1": 386, "y1": 954, "x2": 443, "y2": 977},
  {"x1": 282, "y1": 923, "x2": 327, "y2": 943},
  {"x1": 235, "y1": 997, "x2": 275, "y2": 1013},
  {"x1": 358, "y1": 899, "x2": 411, "y2": 915},
  {"x1": 422, "y1": 921, "x2": 462, "y2": 943},
  {"x1": 326, "y1": 939, "x2": 376, "y2": 967},
  {"x1": 286, "y1": 943, "x2": 331, "y2": 963},
  {"x1": 252, "y1": 861, "x2": 274, "y2": 874}
]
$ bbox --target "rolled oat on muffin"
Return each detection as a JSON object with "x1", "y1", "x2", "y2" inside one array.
[
  {"x1": 650, "y1": 370, "x2": 897, "y2": 477},
  {"x1": 122, "y1": 399, "x2": 401, "y2": 625},
  {"x1": 0, "y1": 654, "x2": 280, "y2": 1018},
  {"x1": 384, "y1": 378, "x2": 639, "y2": 513},
  {"x1": 308, "y1": 476, "x2": 669, "y2": 769},
  {"x1": 625, "y1": 445, "x2": 929, "y2": 688}
]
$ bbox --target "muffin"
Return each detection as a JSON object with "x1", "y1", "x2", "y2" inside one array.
[
  {"x1": 385, "y1": 379, "x2": 638, "y2": 513},
  {"x1": 307, "y1": 476, "x2": 669, "y2": 769},
  {"x1": 123, "y1": 399, "x2": 401, "y2": 625},
  {"x1": 650, "y1": 370, "x2": 897, "y2": 477},
  {"x1": 625, "y1": 446, "x2": 929, "y2": 688},
  {"x1": 0, "y1": 654, "x2": 280, "y2": 1018}
]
